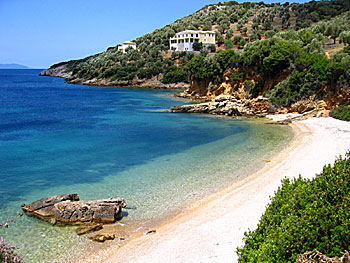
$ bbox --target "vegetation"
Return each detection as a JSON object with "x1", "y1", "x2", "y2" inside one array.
[
  {"x1": 330, "y1": 105, "x2": 350, "y2": 121},
  {"x1": 237, "y1": 152, "x2": 350, "y2": 263},
  {"x1": 56, "y1": 0, "x2": 350, "y2": 86},
  {"x1": 0, "y1": 237, "x2": 23, "y2": 263}
]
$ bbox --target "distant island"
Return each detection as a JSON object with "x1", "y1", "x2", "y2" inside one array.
[{"x1": 0, "y1": 63, "x2": 30, "y2": 69}]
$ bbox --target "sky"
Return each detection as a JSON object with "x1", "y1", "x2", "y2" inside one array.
[{"x1": 0, "y1": 0, "x2": 309, "y2": 68}]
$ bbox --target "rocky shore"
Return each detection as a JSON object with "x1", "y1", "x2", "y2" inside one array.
[
  {"x1": 169, "y1": 94, "x2": 329, "y2": 124},
  {"x1": 169, "y1": 94, "x2": 269, "y2": 117},
  {"x1": 39, "y1": 65, "x2": 332, "y2": 123},
  {"x1": 39, "y1": 64, "x2": 189, "y2": 90}
]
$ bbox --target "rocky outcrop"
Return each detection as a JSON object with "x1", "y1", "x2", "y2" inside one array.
[
  {"x1": 170, "y1": 94, "x2": 269, "y2": 117},
  {"x1": 40, "y1": 66, "x2": 189, "y2": 89},
  {"x1": 39, "y1": 63, "x2": 73, "y2": 79},
  {"x1": 21, "y1": 194, "x2": 126, "y2": 224},
  {"x1": 68, "y1": 76, "x2": 189, "y2": 90}
]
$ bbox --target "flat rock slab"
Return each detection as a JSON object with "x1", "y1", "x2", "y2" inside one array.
[{"x1": 21, "y1": 194, "x2": 126, "y2": 224}]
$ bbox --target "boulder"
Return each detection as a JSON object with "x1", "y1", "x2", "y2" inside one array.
[
  {"x1": 21, "y1": 194, "x2": 126, "y2": 224},
  {"x1": 21, "y1": 194, "x2": 79, "y2": 219},
  {"x1": 89, "y1": 233, "x2": 115, "y2": 242}
]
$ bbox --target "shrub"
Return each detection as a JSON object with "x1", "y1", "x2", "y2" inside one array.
[
  {"x1": 193, "y1": 42, "x2": 203, "y2": 51},
  {"x1": 162, "y1": 67, "x2": 189, "y2": 84},
  {"x1": 0, "y1": 237, "x2": 24, "y2": 263},
  {"x1": 230, "y1": 72, "x2": 244, "y2": 81},
  {"x1": 237, "y1": 152, "x2": 350, "y2": 263},
  {"x1": 207, "y1": 44, "x2": 217, "y2": 53},
  {"x1": 330, "y1": 105, "x2": 350, "y2": 121}
]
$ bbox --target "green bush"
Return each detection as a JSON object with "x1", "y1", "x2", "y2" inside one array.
[
  {"x1": 162, "y1": 66, "x2": 189, "y2": 84},
  {"x1": 230, "y1": 72, "x2": 244, "y2": 81},
  {"x1": 237, "y1": 152, "x2": 350, "y2": 263},
  {"x1": 330, "y1": 105, "x2": 350, "y2": 121},
  {"x1": 193, "y1": 42, "x2": 203, "y2": 51}
]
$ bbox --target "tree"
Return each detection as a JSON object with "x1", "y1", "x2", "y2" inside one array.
[
  {"x1": 203, "y1": 21, "x2": 212, "y2": 31},
  {"x1": 226, "y1": 29, "x2": 234, "y2": 39},
  {"x1": 265, "y1": 30, "x2": 276, "y2": 39},
  {"x1": 238, "y1": 38, "x2": 247, "y2": 49},
  {"x1": 225, "y1": 39, "x2": 234, "y2": 50},
  {"x1": 207, "y1": 44, "x2": 217, "y2": 53},
  {"x1": 230, "y1": 13, "x2": 239, "y2": 23},
  {"x1": 339, "y1": 31, "x2": 350, "y2": 46},
  {"x1": 216, "y1": 31, "x2": 225, "y2": 46},
  {"x1": 325, "y1": 22, "x2": 341, "y2": 44},
  {"x1": 234, "y1": 35, "x2": 243, "y2": 44},
  {"x1": 236, "y1": 22, "x2": 243, "y2": 31},
  {"x1": 252, "y1": 22, "x2": 259, "y2": 30},
  {"x1": 185, "y1": 55, "x2": 212, "y2": 80},
  {"x1": 192, "y1": 42, "x2": 203, "y2": 51}
]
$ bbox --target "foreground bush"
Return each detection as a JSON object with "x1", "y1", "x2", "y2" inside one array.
[
  {"x1": 237, "y1": 152, "x2": 350, "y2": 263},
  {"x1": 0, "y1": 237, "x2": 24, "y2": 263},
  {"x1": 330, "y1": 105, "x2": 350, "y2": 121}
]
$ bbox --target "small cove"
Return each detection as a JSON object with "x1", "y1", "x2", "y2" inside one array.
[{"x1": 0, "y1": 70, "x2": 292, "y2": 262}]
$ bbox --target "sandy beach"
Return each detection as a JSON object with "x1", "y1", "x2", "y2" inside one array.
[{"x1": 82, "y1": 117, "x2": 350, "y2": 263}]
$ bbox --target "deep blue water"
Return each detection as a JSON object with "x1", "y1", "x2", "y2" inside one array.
[{"x1": 0, "y1": 69, "x2": 291, "y2": 262}]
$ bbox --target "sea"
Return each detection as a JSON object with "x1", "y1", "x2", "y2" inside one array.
[{"x1": 0, "y1": 69, "x2": 292, "y2": 262}]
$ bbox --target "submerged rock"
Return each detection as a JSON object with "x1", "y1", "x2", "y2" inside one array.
[
  {"x1": 21, "y1": 194, "x2": 126, "y2": 224},
  {"x1": 89, "y1": 233, "x2": 115, "y2": 242},
  {"x1": 76, "y1": 223, "x2": 103, "y2": 235}
]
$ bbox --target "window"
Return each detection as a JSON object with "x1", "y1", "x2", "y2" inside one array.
[
  {"x1": 196, "y1": 34, "x2": 199, "y2": 37},
  {"x1": 191, "y1": 34, "x2": 193, "y2": 37}
]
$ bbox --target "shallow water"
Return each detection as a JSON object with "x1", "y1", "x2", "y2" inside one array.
[{"x1": 0, "y1": 70, "x2": 292, "y2": 262}]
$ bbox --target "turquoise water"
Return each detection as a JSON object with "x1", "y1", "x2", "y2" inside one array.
[{"x1": 0, "y1": 70, "x2": 292, "y2": 262}]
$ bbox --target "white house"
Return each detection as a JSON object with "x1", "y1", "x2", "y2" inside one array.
[
  {"x1": 169, "y1": 30, "x2": 216, "y2": 51},
  {"x1": 118, "y1": 41, "x2": 137, "y2": 53}
]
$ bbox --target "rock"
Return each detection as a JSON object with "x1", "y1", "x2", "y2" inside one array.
[
  {"x1": 76, "y1": 223, "x2": 103, "y2": 235},
  {"x1": 21, "y1": 194, "x2": 126, "y2": 224},
  {"x1": 89, "y1": 233, "x2": 115, "y2": 242},
  {"x1": 316, "y1": 111, "x2": 324, "y2": 118},
  {"x1": 145, "y1": 230, "x2": 157, "y2": 235},
  {"x1": 50, "y1": 218, "x2": 57, "y2": 225},
  {"x1": 21, "y1": 194, "x2": 80, "y2": 219},
  {"x1": 39, "y1": 64, "x2": 73, "y2": 79}
]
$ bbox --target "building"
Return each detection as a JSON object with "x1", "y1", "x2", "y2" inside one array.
[
  {"x1": 169, "y1": 30, "x2": 216, "y2": 51},
  {"x1": 118, "y1": 41, "x2": 137, "y2": 53}
]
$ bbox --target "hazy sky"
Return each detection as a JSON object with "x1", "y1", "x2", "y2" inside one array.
[{"x1": 1, "y1": 0, "x2": 308, "y2": 68}]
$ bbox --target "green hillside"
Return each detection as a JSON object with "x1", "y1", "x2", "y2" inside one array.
[{"x1": 46, "y1": 0, "x2": 350, "y2": 109}]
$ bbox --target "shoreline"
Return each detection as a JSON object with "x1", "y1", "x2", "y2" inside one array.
[
  {"x1": 75, "y1": 117, "x2": 350, "y2": 263},
  {"x1": 113, "y1": 117, "x2": 350, "y2": 262}
]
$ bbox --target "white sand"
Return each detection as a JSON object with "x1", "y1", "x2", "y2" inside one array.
[{"x1": 93, "y1": 117, "x2": 350, "y2": 263}]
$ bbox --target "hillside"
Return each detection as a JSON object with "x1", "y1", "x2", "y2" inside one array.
[{"x1": 41, "y1": 0, "x2": 350, "y2": 114}]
